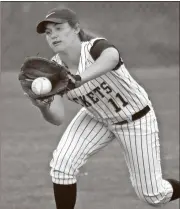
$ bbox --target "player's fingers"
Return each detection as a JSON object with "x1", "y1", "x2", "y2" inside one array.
[
  {"x1": 24, "y1": 92, "x2": 49, "y2": 108},
  {"x1": 24, "y1": 92, "x2": 38, "y2": 105},
  {"x1": 24, "y1": 92, "x2": 29, "y2": 97},
  {"x1": 24, "y1": 92, "x2": 34, "y2": 101}
]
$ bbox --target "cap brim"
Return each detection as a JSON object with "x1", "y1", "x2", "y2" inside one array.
[{"x1": 36, "y1": 18, "x2": 67, "y2": 34}]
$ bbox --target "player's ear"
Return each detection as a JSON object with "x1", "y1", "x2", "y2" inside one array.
[{"x1": 73, "y1": 23, "x2": 80, "y2": 34}]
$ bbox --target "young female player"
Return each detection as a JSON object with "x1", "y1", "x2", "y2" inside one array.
[{"x1": 27, "y1": 7, "x2": 180, "y2": 209}]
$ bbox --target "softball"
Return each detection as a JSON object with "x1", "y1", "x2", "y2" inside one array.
[{"x1": 31, "y1": 77, "x2": 52, "y2": 95}]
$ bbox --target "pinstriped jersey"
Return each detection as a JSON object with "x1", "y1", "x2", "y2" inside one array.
[{"x1": 52, "y1": 38, "x2": 152, "y2": 124}]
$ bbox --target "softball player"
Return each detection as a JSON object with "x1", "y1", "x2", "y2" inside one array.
[{"x1": 29, "y1": 7, "x2": 179, "y2": 209}]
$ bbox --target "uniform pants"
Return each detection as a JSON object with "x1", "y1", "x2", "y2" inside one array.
[{"x1": 50, "y1": 107, "x2": 173, "y2": 206}]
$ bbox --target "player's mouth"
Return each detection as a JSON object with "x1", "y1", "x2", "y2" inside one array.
[{"x1": 53, "y1": 41, "x2": 62, "y2": 46}]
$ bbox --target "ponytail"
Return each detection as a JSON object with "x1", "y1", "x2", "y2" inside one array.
[
  {"x1": 68, "y1": 20, "x2": 100, "y2": 42},
  {"x1": 78, "y1": 29, "x2": 96, "y2": 42}
]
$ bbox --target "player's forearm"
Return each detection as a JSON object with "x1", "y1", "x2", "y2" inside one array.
[
  {"x1": 40, "y1": 106, "x2": 64, "y2": 126},
  {"x1": 80, "y1": 48, "x2": 119, "y2": 84},
  {"x1": 39, "y1": 96, "x2": 65, "y2": 126}
]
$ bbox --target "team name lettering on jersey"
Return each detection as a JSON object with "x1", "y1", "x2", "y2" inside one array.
[
  {"x1": 73, "y1": 81, "x2": 112, "y2": 107},
  {"x1": 71, "y1": 81, "x2": 127, "y2": 113},
  {"x1": 72, "y1": 81, "x2": 111, "y2": 107}
]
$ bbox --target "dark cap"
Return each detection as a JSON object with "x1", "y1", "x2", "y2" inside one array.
[{"x1": 36, "y1": 8, "x2": 79, "y2": 34}]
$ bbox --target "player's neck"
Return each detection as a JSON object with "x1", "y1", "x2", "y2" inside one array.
[{"x1": 58, "y1": 38, "x2": 81, "y2": 69}]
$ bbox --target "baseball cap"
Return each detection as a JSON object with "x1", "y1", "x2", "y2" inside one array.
[{"x1": 36, "y1": 8, "x2": 79, "y2": 34}]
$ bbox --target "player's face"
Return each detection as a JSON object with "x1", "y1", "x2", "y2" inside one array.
[{"x1": 45, "y1": 22, "x2": 77, "y2": 53}]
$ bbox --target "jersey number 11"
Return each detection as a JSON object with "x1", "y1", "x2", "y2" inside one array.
[{"x1": 108, "y1": 93, "x2": 128, "y2": 112}]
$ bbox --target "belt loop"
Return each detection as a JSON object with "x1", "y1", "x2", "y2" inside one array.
[{"x1": 126, "y1": 115, "x2": 132, "y2": 122}]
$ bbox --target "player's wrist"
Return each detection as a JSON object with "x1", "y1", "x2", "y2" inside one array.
[
  {"x1": 36, "y1": 97, "x2": 53, "y2": 110},
  {"x1": 74, "y1": 75, "x2": 82, "y2": 88},
  {"x1": 67, "y1": 74, "x2": 82, "y2": 90}
]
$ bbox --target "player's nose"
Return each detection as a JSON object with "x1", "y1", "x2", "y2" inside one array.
[{"x1": 50, "y1": 31, "x2": 59, "y2": 40}]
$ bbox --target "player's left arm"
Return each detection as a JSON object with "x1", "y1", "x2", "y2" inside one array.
[{"x1": 79, "y1": 40, "x2": 120, "y2": 85}]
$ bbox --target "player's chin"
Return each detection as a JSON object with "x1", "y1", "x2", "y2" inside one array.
[{"x1": 52, "y1": 44, "x2": 66, "y2": 53}]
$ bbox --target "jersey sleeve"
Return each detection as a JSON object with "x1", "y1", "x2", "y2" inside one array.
[{"x1": 90, "y1": 39, "x2": 123, "y2": 70}]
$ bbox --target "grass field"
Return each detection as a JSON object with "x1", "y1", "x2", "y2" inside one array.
[{"x1": 1, "y1": 66, "x2": 179, "y2": 209}]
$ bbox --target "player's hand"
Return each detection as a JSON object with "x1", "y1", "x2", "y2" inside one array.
[{"x1": 24, "y1": 93, "x2": 52, "y2": 109}]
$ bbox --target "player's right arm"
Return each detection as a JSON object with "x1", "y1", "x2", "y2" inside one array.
[
  {"x1": 26, "y1": 94, "x2": 65, "y2": 126},
  {"x1": 40, "y1": 95, "x2": 65, "y2": 126}
]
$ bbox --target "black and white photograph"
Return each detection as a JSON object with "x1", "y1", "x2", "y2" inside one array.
[{"x1": 1, "y1": 2, "x2": 179, "y2": 209}]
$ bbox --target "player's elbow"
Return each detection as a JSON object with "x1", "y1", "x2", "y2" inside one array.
[
  {"x1": 50, "y1": 119, "x2": 64, "y2": 126},
  {"x1": 42, "y1": 112, "x2": 64, "y2": 126},
  {"x1": 110, "y1": 48, "x2": 120, "y2": 63},
  {"x1": 49, "y1": 108, "x2": 65, "y2": 126},
  {"x1": 54, "y1": 111, "x2": 65, "y2": 126}
]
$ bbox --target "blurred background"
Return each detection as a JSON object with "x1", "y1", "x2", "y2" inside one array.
[
  {"x1": 1, "y1": 1, "x2": 179, "y2": 70},
  {"x1": 1, "y1": 2, "x2": 179, "y2": 209}
]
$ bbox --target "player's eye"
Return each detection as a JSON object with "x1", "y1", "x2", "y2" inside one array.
[
  {"x1": 55, "y1": 26, "x2": 63, "y2": 31},
  {"x1": 55, "y1": 24, "x2": 64, "y2": 31},
  {"x1": 45, "y1": 30, "x2": 51, "y2": 35}
]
